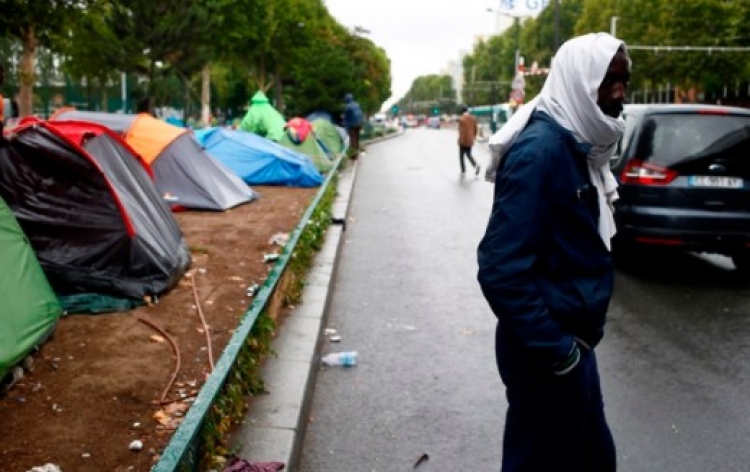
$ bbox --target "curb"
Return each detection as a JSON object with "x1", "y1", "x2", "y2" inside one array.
[{"x1": 231, "y1": 158, "x2": 360, "y2": 471}]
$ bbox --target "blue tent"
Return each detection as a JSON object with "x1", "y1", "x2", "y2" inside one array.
[{"x1": 194, "y1": 128, "x2": 323, "y2": 188}]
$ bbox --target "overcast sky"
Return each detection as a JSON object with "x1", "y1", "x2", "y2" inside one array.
[{"x1": 325, "y1": 0, "x2": 514, "y2": 110}]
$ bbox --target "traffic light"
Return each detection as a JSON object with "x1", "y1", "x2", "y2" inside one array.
[
  {"x1": 433, "y1": 107, "x2": 439, "y2": 115},
  {"x1": 391, "y1": 104, "x2": 399, "y2": 114}
]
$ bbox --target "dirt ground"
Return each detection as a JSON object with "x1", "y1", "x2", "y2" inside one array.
[{"x1": 0, "y1": 185, "x2": 319, "y2": 472}]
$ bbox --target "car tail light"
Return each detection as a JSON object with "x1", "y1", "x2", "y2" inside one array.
[
  {"x1": 620, "y1": 159, "x2": 678, "y2": 185},
  {"x1": 698, "y1": 109, "x2": 728, "y2": 115},
  {"x1": 635, "y1": 237, "x2": 685, "y2": 246}
]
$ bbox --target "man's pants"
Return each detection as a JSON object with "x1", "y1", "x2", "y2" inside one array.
[
  {"x1": 348, "y1": 126, "x2": 362, "y2": 155},
  {"x1": 459, "y1": 145, "x2": 477, "y2": 172},
  {"x1": 496, "y1": 326, "x2": 616, "y2": 472}
]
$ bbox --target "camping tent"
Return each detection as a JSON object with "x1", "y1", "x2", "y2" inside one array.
[
  {"x1": 0, "y1": 119, "x2": 191, "y2": 303},
  {"x1": 310, "y1": 117, "x2": 347, "y2": 157},
  {"x1": 238, "y1": 91, "x2": 287, "y2": 141},
  {"x1": 50, "y1": 109, "x2": 256, "y2": 211},
  {"x1": 194, "y1": 127, "x2": 323, "y2": 187},
  {"x1": 278, "y1": 120, "x2": 334, "y2": 173},
  {"x1": 0, "y1": 195, "x2": 62, "y2": 385}
]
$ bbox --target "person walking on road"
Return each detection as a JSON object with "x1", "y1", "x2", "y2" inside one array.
[
  {"x1": 343, "y1": 93, "x2": 364, "y2": 159},
  {"x1": 477, "y1": 32, "x2": 631, "y2": 472},
  {"x1": 458, "y1": 105, "x2": 480, "y2": 177}
]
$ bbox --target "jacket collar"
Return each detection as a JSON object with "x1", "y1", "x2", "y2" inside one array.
[{"x1": 531, "y1": 110, "x2": 592, "y2": 156}]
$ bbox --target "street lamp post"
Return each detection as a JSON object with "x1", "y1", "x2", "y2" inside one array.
[
  {"x1": 487, "y1": 7, "x2": 522, "y2": 101},
  {"x1": 489, "y1": 52, "x2": 497, "y2": 133},
  {"x1": 610, "y1": 16, "x2": 619, "y2": 37},
  {"x1": 487, "y1": 8, "x2": 522, "y2": 133}
]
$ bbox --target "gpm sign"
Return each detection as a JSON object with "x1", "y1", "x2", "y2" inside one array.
[{"x1": 498, "y1": 0, "x2": 552, "y2": 17}]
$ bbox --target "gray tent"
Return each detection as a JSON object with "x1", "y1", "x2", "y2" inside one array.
[{"x1": 50, "y1": 109, "x2": 256, "y2": 211}]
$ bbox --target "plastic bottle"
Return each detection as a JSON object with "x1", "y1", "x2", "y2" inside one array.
[{"x1": 321, "y1": 351, "x2": 358, "y2": 367}]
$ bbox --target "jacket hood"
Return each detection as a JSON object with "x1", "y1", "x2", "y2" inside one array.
[{"x1": 250, "y1": 91, "x2": 270, "y2": 105}]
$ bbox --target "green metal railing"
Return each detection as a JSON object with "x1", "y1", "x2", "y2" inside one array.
[{"x1": 153, "y1": 155, "x2": 344, "y2": 472}]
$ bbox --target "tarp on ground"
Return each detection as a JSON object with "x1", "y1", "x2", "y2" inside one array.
[
  {"x1": 194, "y1": 127, "x2": 323, "y2": 188},
  {"x1": 0, "y1": 195, "x2": 62, "y2": 383},
  {"x1": 0, "y1": 119, "x2": 191, "y2": 304},
  {"x1": 238, "y1": 91, "x2": 287, "y2": 142},
  {"x1": 50, "y1": 109, "x2": 256, "y2": 211}
]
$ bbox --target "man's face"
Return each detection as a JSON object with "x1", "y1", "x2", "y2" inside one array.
[{"x1": 597, "y1": 50, "x2": 630, "y2": 118}]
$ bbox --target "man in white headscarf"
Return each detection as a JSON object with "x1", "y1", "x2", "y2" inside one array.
[{"x1": 477, "y1": 33, "x2": 630, "y2": 471}]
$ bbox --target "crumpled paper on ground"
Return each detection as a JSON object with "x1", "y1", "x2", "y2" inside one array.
[
  {"x1": 222, "y1": 456, "x2": 284, "y2": 472},
  {"x1": 26, "y1": 465, "x2": 62, "y2": 472}
]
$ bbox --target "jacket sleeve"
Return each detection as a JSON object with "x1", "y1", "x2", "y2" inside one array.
[{"x1": 477, "y1": 144, "x2": 575, "y2": 369}]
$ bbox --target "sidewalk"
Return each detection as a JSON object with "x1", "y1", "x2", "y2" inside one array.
[
  {"x1": 230, "y1": 161, "x2": 356, "y2": 470},
  {"x1": 230, "y1": 132, "x2": 400, "y2": 470}
]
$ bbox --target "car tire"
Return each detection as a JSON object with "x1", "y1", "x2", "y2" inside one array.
[{"x1": 731, "y1": 253, "x2": 750, "y2": 273}]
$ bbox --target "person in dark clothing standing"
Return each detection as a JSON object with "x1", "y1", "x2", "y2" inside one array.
[
  {"x1": 457, "y1": 105, "x2": 480, "y2": 176},
  {"x1": 343, "y1": 93, "x2": 364, "y2": 158},
  {"x1": 477, "y1": 33, "x2": 631, "y2": 472}
]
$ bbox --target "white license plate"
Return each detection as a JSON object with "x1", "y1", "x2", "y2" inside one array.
[{"x1": 689, "y1": 176, "x2": 744, "y2": 188}]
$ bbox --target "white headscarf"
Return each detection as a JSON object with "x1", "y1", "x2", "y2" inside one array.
[{"x1": 485, "y1": 33, "x2": 627, "y2": 250}]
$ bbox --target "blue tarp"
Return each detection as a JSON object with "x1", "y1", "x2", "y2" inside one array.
[
  {"x1": 165, "y1": 116, "x2": 186, "y2": 127},
  {"x1": 194, "y1": 128, "x2": 323, "y2": 188}
]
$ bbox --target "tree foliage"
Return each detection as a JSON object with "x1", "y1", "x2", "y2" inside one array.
[
  {"x1": 0, "y1": 0, "x2": 90, "y2": 115},
  {"x1": 0, "y1": 0, "x2": 392, "y2": 119},
  {"x1": 409, "y1": 0, "x2": 749, "y2": 109}
]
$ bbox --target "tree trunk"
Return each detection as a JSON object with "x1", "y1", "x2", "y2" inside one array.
[
  {"x1": 274, "y1": 64, "x2": 285, "y2": 113},
  {"x1": 18, "y1": 25, "x2": 38, "y2": 117},
  {"x1": 183, "y1": 76, "x2": 190, "y2": 124},
  {"x1": 201, "y1": 64, "x2": 210, "y2": 126}
]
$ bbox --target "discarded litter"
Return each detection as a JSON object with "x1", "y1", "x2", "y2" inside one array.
[
  {"x1": 263, "y1": 253, "x2": 280, "y2": 263},
  {"x1": 268, "y1": 232, "x2": 290, "y2": 246},
  {"x1": 26, "y1": 464, "x2": 62, "y2": 472},
  {"x1": 321, "y1": 351, "x2": 357, "y2": 367},
  {"x1": 414, "y1": 453, "x2": 430, "y2": 469},
  {"x1": 246, "y1": 283, "x2": 260, "y2": 297},
  {"x1": 129, "y1": 439, "x2": 143, "y2": 451},
  {"x1": 324, "y1": 328, "x2": 341, "y2": 342}
]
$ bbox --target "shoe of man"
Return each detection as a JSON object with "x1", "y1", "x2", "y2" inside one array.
[{"x1": 475, "y1": 165, "x2": 481, "y2": 177}]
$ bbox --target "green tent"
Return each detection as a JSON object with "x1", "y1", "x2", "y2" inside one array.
[
  {"x1": 0, "y1": 197, "x2": 62, "y2": 385},
  {"x1": 311, "y1": 118, "x2": 346, "y2": 156},
  {"x1": 278, "y1": 131, "x2": 333, "y2": 173},
  {"x1": 239, "y1": 91, "x2": 287, "y2": 142}
]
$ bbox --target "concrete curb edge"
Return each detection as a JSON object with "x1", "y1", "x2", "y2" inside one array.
[{"x1": 231, "y1": 157, "x2": 362, "y2": 471}]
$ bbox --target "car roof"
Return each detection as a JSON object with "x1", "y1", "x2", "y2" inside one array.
[{"x1": 623, "y1": 103, "x2": 750, "y2": 117}]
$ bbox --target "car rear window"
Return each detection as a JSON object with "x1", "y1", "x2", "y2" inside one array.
[{"x1": 634, "y1": 112, "x2": 750, "y2": 167}]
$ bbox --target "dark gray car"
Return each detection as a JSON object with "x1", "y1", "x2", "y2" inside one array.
[{"x1": 610, "y1": 104, "x2": 750, "y2": 272}]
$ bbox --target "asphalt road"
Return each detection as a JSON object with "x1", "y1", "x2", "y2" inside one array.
[{"x1": 298, "y1": 127, "x2": 750, "y2": 472}]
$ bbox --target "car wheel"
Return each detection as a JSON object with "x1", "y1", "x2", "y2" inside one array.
[{"x1": 731, "y1": 253, "x2": 750, "y2": 273}]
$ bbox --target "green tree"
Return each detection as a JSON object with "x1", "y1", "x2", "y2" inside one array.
[
  {"x1": 399, "y1": 74, "x2": 454, "y2": 115},
  {"x1": 0, "y1": 0, "x2": 90, "y2": 116},
  {"x1": 576, "y1": 0, "x2": 747, "y2": 103}
]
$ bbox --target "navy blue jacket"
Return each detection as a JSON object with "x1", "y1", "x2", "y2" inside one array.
[
  {"x1": 477, "y1": 111, "x2": 614, "y2": 370},
  {"x1": 343, "y1": 95, "x2": 364, "y2": 129}
]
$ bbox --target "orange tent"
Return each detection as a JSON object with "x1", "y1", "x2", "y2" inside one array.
[{"x1": 50, "y1": 109, "x2": 255, "y2": 211}]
